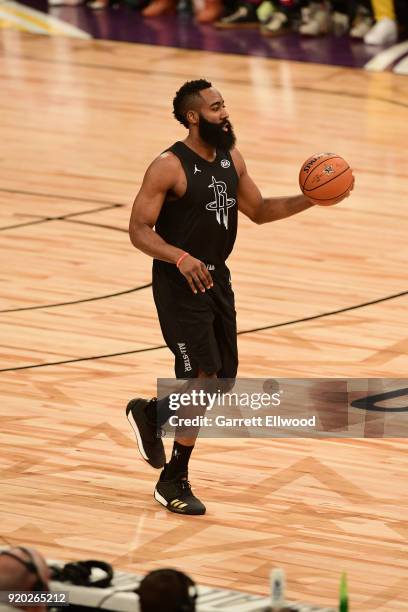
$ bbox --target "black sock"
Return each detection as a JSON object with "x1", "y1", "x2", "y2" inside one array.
[
  {"x1": 163, "y1": 441, "x2": 194, "y2": 480},
  {"x1": 145, "y1": 397, "x2": 173, "y2": 427}
]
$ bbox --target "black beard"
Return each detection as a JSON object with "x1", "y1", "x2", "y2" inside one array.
[{"x1": 198, "y1": 115, "x2": 236, "y2": 150}]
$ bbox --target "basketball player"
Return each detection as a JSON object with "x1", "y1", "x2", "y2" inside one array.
[{"x1": 127, "y1": 79, "x2": 353, "y2": 516}]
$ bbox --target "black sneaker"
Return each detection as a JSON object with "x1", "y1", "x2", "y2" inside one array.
[
  {"x1": 215, "y1": 2, "x2": 259, "y2": 28},
  {"x1": 126, "y1": 398, "x2": 166, "y2": 469},
  {"x1": 154, "y1": 470, "x2": 206, "y2": 515}
]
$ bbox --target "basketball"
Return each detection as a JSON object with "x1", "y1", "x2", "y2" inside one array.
[{"x1": 299, "y1": 153, "x2": 353, "y2": 206}]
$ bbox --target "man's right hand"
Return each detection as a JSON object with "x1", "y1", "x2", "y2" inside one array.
[{"x1": 178, "y1": 255, "x2": 214, "y2": 294}]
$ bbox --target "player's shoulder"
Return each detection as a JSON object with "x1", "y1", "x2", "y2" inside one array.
[
  {"x1": 148, "y1": 150, "x2": 182, "y2": 172},
  {"x1": 144, "y1": 150, "x2": 182, "y2": 187},
  {"x1": 230, "y1": 147, "x2": 246, "y2": 177}
]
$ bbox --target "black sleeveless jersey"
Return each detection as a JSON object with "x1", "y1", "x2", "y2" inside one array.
[{"x1": 155, "y1": 141, "x2": 239, "y2": 265}]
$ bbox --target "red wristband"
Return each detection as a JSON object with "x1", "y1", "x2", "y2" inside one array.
[{"x1": 176, "y1": 252, "x2": 189, "y2": 268}]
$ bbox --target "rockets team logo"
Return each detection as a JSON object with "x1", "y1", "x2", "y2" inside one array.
[{"x1": 205, "y1": 176, "x2": 236, "y2": 229}]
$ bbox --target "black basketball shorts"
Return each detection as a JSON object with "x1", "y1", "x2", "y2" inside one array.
[{"x1": 152, "y1": 260, "x2": 238, "y2": 379}]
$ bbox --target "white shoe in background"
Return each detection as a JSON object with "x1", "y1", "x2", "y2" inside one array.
[
  {"x1": 261, "y1": 11, "x2": 289, "y2": 36},
  {"x1": 299, "y1": 2, "x2": 331, "y2": 36},
  {"x1": 363, "y1": 17, "x2": 398, "y2": 45},
  {"x1": 332, "y1": 11, "x2": 349, "y2": 36},
  {"x1": 48, "y1": 0, "x2": 83, "y2": 5},
  {"x1": 350, "y1": 16, "x2": 373, "y2": 38}
]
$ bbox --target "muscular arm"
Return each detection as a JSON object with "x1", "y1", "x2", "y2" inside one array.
[
  {"x1": 129, "y1": 153, "x2": 213, "y2": 293},
  {"x1": 129, "y1": 154, "x2": 185, "y2": 264},
  {"x1": 231, "y1": 148, "x2": 315, "y2": 225}
]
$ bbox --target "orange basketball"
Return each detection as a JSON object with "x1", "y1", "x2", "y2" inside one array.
[{"x1": 299, "y1": 153, "x2": 353, "y2": 206}]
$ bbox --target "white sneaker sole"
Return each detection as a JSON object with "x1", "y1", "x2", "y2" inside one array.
[
  {"x1": 154, "y1": 488, "x2": 168, "y2": 507},
  {"x1": 127, "y1": 408, "x2": 149, "y2": 462}
]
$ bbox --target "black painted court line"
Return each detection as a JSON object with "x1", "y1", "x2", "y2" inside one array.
[
  {"x1": 237, "y1": 289, "x2": 408, "y2": 336},
  {"x1": 63, "y1": 218, "x2": 128, "y2": 233},
  {"x1": 0, "y1": 283, "x2": 152, "y2": 313},
  {"x1": 0, "y1": 345, "x2": 167, "y2": 372},
  {"x1": 0, "y1": 203, "x2": 125, "y2": 232},
  {"x1": 0, "y1": 217, "x2": 53, "y2": 231},
  {"x1": 0, "y1": 187, "x2": 127, "y2": 206},
  {"x1": 1, "y1": 289, "x2": 406, "y2": 373},
  {"x1": 0, "y1": 203, "x2": 143, "y2": 313}
]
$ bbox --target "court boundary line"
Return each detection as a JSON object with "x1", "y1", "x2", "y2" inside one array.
[
  {"x1": 1, "y1": 289, "x2": 406, "y2": 372},
  {"x1": 0, "y1": 284, "x2": 152, "y2": 313},
  {"x1": 0, "y1": 203, "x2": 124, "y2": 232},
  {"x1": 63, "y1": 218, "x2": 128, "y2": 233},
  {"x1": 0, "y1": 187, "x2": 126, "y2": 206},
  {"x1": 0, "y1": 206, "x2": 146, "y2": 313}
]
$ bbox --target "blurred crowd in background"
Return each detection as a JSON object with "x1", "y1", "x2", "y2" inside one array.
[{"x1": 46, "y1": 0, "x2": 407, "y2": 47}]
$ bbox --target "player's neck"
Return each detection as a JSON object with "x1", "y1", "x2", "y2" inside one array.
[{"x1": 183, "y1": 135, "x2": 216, "y2": 163}]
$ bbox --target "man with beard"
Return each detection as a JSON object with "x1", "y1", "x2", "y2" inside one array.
[{"x1": 127, "y1": 79, "x2": 353, "y2": 515}]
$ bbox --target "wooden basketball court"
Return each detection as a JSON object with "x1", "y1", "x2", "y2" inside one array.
[{"x1": 1, "y1": 31, "x2": 407, "y2": 609}]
